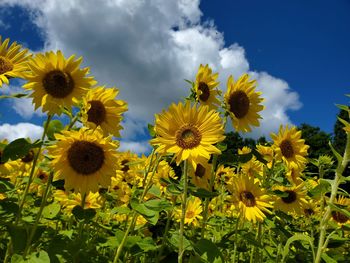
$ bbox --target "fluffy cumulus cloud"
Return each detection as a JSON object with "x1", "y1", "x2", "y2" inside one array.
[
  {"x1": 1, "y1": 0, "x2": 302, "y2": 151},
  {"x1": 0, "y1": 122, "x2": 43, "y2": 141}
]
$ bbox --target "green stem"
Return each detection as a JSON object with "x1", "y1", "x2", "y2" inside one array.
[
  {"x1": 201, "y1": 155, "x2": 218, "y2": 238},
  {"x1": 232, "y1": 215, "x2": 241, "y2": 263},
  {"x1": 314, "y1": 132, "x2": 350, "y2": 263},
  {"x1": 156, "y1": 210, "x2": 173, "y2": 263},
  {"x1": 178, "y1": 160, "x2": 189, "y2": 263},
  {"x1": 112, "y1": 155, "x2": 161, "y2": 263},
  {"x1": 23, "y1": 171, "x2": 54, "y2": 257},
  {"x1": 15, "y1": 114, "x2": 52, "y2": 224}
]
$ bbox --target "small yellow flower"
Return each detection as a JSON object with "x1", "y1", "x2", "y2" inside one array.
[
  {"x1": 274, "y1": 183, "x2": 308, "y2": 216},
  {"x1": 175, "y1": 197, "x2": 203, "y2": 227}
]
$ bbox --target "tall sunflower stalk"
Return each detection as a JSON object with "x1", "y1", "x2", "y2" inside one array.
[{"x1": 314, "y1": 130, "x2": 350, "y2": 263}]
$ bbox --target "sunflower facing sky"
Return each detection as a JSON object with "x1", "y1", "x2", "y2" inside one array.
[
  {"x1": 151, "y1": 101, "x2": 225, "y2": 169},
  {"x1": 49, "y1": 128, "x2": 119, "y2": 193},
  {"x1": 230, "y1": 175, "x2": 272, "y2": 223},
  {"x1": 271, "y1": 125, "x2": 309, "y2": 169},
  {"x1": 81, "y1": 86, "x2": 128, "y2": 137},
  {"x1": 194, "y1": 64, "x2": 221, "y2": 109},
  {"x1": 0, "y1": 36, "x2": 30, "y2": 87},
  {"x1": 23, "y1": 50, "x2": 96, "y2": 115},
  {"x1": 224, "y1": 74, "x2": 264, "y2": 132}
]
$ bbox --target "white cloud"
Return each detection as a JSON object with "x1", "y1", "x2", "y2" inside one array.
[
  {"x1": 119, "y1": 140, "x2": 151, "y2": 155},
  {"x1": 0, "y1": 0, "x2": 302, "y2": 140},
  {"x1": 0, "y1": 122, "x2": 43, "y2": 141},
  {"x1": 1, "y1": 84, "x2": 45, "y2": 119}
]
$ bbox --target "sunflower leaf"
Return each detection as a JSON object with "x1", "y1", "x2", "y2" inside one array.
[
  {"x1": 1, "y1": 138, "x2": 42, "y2": 162},
  {"x1": 0, "y1": 93, "x2": 27, "y2": 99}
]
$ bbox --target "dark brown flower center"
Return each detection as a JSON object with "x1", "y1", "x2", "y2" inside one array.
[
  {"x1": 87, "y1": 100, "x2": 106, "y2": 125},
  {"x1": 280, "y1": 139, "x2": 294, "y2": 159},
  {"x1": 228, "y1": 91, "x2": 250, "y2": 119},
  {"x1": 198, "y1": 82, "x2": 210, "y2": 102},
  {"x1": 0, "y1": 56, "x2": 13, "y2": 75},
  {"x1": 281, "y1": 190, "x2": 297, "y2": 204},
  {"x1": 304, "y1": 208, "x2": 314, "y2": 216},
  {"x1": 331, "y1": 211, "x2": 348, "y2": 224},
  {"x1": 121, "y1": 159, "x2": 130, "y2": 173},
  {"x1": 240, "y1": 191, "x2": 256, "y2": 207},
  {"x1": 21, "y1": 150, "x2": 34, "y2": 163},
  {"x1": 195, "y1": 164, "x2": 206, "y2": 178},
  {"x1": 175, "y1": 125, "x2": 202, "y2": 149},
  {"x1": 42, "y1": 70, "x2": 74, "y2": 98},
  {"x1": 38, "y1": 171, "x2": 48, "y2": 182},
  {"x1": 67, "y1": 141, "x2": 105, "y2": 175}
]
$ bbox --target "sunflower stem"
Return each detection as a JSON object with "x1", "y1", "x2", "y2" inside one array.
[
  {"x1": 112, "y1": 155, "x2": 161, "y2": 263},
  {"x1": 23, "y1": 171, "x2": 54, "y2": 258},
  {"x1": 15, "y1": 114, "x2": 52, "y2": 224},
  {"x1": 314, "y1": 131, "x2": 350, "y2": 263},
  {"x1": 232, "y1": 215, "x2": 241, "y2": 263},
  {"x1": 201, "y1": 154, "x2": 218, "y2": 238},
  {"x1": 178, "y1": 160, "x2": 189, "y2": 263},
  {"x1": 156, "y1": 209, "x2": 173, "y2": 263}
]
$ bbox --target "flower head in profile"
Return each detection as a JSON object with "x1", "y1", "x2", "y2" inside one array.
[
  {"x1": 194, "y1": 64, "x2": 220, "y2": 109},
  {"x1": 49, "y1": 128, "x2": 119, "y2": 194},
  {"x1": 224, "y1": 74, "x2": 264, "y2": 132},
  {"x1": 230, "y1": 175, "x2": 272, "y2": 223},
  {"x1": 189, "y1": 162, "x2": 212, "y2": 190},
  {"x1": 331, "y1": 196, "x2": 350, "y2": 225},
  {"x1": 23, "y1": 51, "x2": 96, "y2": 115},
  {"x1": 151, "y1": 101, "x2": 225, "y2": 169},
  {"x1": 0, "y1": 36, "x2": 30, "y2": 87},
  {"x1": 81, "y1": 86, "x2": 127, "y2": 137},
  {"x1": 271, "y1": 125, "x2": 309, "y2": 169}
]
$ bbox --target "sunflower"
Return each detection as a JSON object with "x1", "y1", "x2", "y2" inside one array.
[
  {"x1": 0, "y1": 36, "x2": 30, "y2": 87},
  {"x1": 224, "y1": 74, "x2": 264, "y2": 132},
  {"x1": 285, "y1": 165, "x2": 305, "y2": 185},
  {"x1": 23, "y1": 50, "x2": 96, "y2": 115},
  {"x1": 151, "y1": 159, "x2": 177, "y2": 194},
  {"x1": 214, "y1": 164, "x2": 236, "y2": 190},
  {"x1": 81, "y1": 86, "x2": 127, "y2": 137},
  {"x1": 193, "y1": 64, "x2": 221, "y2": 109},
  {"x1": 49, "y1": 128, "x2": 119, "y2": 193},
  {"x1": 151, "y1": 101, "x2": 225, "y2": 169},
  {"x1": 256, "y1": 144, "x2": 274, "y2": 168},
  {"x1": 274, "y1": 183, "x2": 308, "y2": 215},
  {"x1": 189, "y1": 162, "x2": 212, "y2": 190},
  {"x1": 230, "y1": 175, "x2": 272, "y2": 223},
  {"x1": 175, "y1": 197, "x2": 203, "y2": 227},
  {"x1": 115, "y1": 151, "x2": 144, "y2": 186},
  {"x1": 271, "y1": 125, "x2": 309, "y2": 169},
  {"x1": 331, "y1": 196, "x2": 350, "y2": 225}
]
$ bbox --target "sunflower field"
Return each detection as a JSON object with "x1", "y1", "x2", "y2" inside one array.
[{"x1": 0, "y1": 36, "x2": 349, "y2": 263}]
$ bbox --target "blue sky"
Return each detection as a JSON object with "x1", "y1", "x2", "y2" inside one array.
[
  {"x1": 0, "y1": 0, "x2": 349, "y2": 152},
  {"x1": 201, "y1": 0, "x2": 350, "y2": 132}
]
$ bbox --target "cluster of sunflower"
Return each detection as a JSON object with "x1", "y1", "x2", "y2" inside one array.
[{"x1": 1, "y1": 35, "x2": 350, "y2": 263}]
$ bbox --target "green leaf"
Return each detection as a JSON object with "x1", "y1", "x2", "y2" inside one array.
[
  {"x1": 144, "y1": 199, "x2": 172, "y2": 212},
  {"x1": 136, "y1": 237, "x2": 157, "y2": 252},
  {"x1": 335, "y1": 104, "x2": 349, "y2": 112},
  {"x1": 46, "y1": 120, "x2": 63, "y2": 140},
  {"x1": 321, "y1": 252, "x2": 337, "y2": 263},
  {"x1": 216, "y1": 142, "x2": 227, "y2": 152},
  {"x1": 72, "y1": 205, "x2": 96, "y2": 221},
  {"x1": 329, "y1": 141, "x2": 343, "y2": 164},
  {"x1": 0, "y1": 199, "x2": 19, "y2": 214},
  {"x1": 273, "y1": 190, "x2": 289, "y2": 198},
  {"x1": 237, "y1": 153, "x2": 253, "y2": 163},
  {"x1": 42, "y1": 203, "x2": 61, "y2": 219},
  {"x1": 147, "y1": 185, "x2": 161, "y2": 197},
  {"x1": 7, "y1": 225, "x2": 27, "y2": 253},
  {"x1": 193, "y1": 239, "x2": 224, "y2": 263},
  {"x1": 0, "y1": 93, "x2": 27, "y2": 99},
  {"x1": 130, "y1": 198, "x2": 159, "y2": 224},
  {"x1": 169, "y1": 232, "x2": 192, "y2": 251},
  {"x1": 2, "y1": 139, "x2": 42, "y2": 162},
  {"x1": 281, "y1": 234, "x2": 314, "y2": 262},
  {"x1": 147, "y1": 123, "x2": 156, "y2": 137},
  {"x1": 190, "y1": 188, "x2": 219, "y2": 198},
  {"x1": 0, "y1": 178, "x2": 15, "y2": 192}
]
